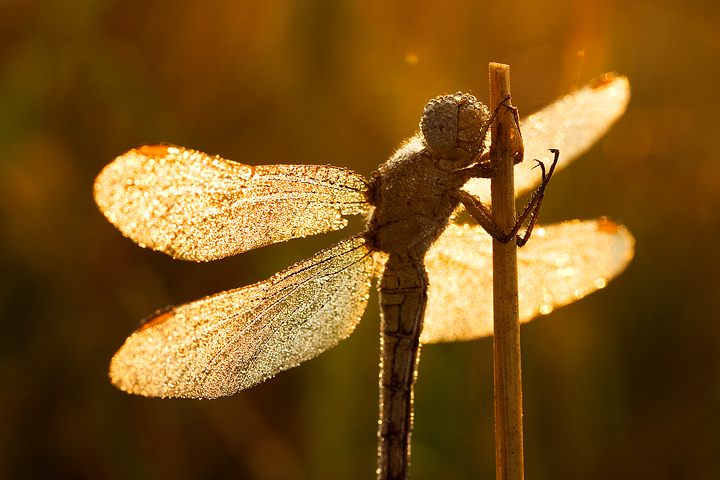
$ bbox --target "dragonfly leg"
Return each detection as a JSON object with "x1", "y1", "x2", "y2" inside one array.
[
  {"x1": 460, "y1": 95, "x2": 515, "y2": 179},
  {"x1": 455, "y1": 148, "x2": 559, "y2": 246},
  {"x1": 514, "y1": 148, "x2": 559, "y2": 246},
  {"x1": 461, "y1": 151, "x2": 496, "y2": 179},
  {"x1": 454, "y1": 189, "x2": 508, "y2": 241}
]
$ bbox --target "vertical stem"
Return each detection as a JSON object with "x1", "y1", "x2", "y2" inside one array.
[{"x1": 489, "y1": 62, "x2": 524, "y2": 480}]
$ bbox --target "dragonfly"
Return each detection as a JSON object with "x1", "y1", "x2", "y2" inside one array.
[{"x1": 94, "y1": 73, "x2": 633, "y2": 480}]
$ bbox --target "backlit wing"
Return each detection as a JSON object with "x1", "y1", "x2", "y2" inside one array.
[
  {"x1": 109, "y1": 235, "x2": 374, "y2": 398},
  {"x1": 464, "y1": 74, "x2": 630, "y2": 203},
  {"x1": 421, "y1": 219, "x2": 634, "y2": 343},
  {"x1": 94, "y1": 144, "x2": 369, "y2": 261}
]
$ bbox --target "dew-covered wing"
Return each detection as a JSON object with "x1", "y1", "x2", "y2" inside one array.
[
  {"x1": 94, "y1": 144, "x2": 369, "y2": 261},
  {"x1": 421, "y1": 219, "x2": 634, "y2": 343},
  {"x1": 464, "y1": 74, "x2": 630, "y2": 203},
  {"x1": 109, "y1": 235, "x2": 374, "y2": 398}
]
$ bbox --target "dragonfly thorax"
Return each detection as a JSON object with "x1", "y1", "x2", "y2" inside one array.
[{"x1": 367, "y1": 144, "x2": 470, "y2": 258}]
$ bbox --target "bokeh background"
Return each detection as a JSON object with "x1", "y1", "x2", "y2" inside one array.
[{"x1": 2, "y1": 0, "x2": 719, "y2": 479}]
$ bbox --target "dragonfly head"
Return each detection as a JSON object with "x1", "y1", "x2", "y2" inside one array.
[{"x1": 420, "y1": 92, "x2": 490, "y2": 167}]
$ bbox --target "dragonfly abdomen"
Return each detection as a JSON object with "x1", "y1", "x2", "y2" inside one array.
[{"x1": 377, "y1": 254, "x2": 428, "y2": 480}]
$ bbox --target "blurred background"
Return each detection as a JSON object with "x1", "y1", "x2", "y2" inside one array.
[{"x1": 1, "y1": 0, "x2": 719, "y2": 478}]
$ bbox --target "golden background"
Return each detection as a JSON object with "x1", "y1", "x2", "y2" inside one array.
[{"x1": 1, "y1": 0, "x2": 718, "y2": 478}]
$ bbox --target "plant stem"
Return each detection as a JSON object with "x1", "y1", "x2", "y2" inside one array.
[{"x1": 489, "y1": 62, "x2": 525, "y2": 480}]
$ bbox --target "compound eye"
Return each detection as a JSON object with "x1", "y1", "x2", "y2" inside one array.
[{"x1": 420, "y1": 96, "x2": 458, "y2": 154}]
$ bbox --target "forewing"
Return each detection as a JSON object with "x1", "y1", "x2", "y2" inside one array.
[
  {"x1": 109, "y1": 235, "x2": 374, "y2": 398},
  {"x1": 421, "y1": 219, "x2": 634, "y2": 343},
  {"x1": 463, "y1": 74, "x2": 630, "y2": 203},
  {"x1": 94, "y1": 144, "x2": 369, "y2": 261}
]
